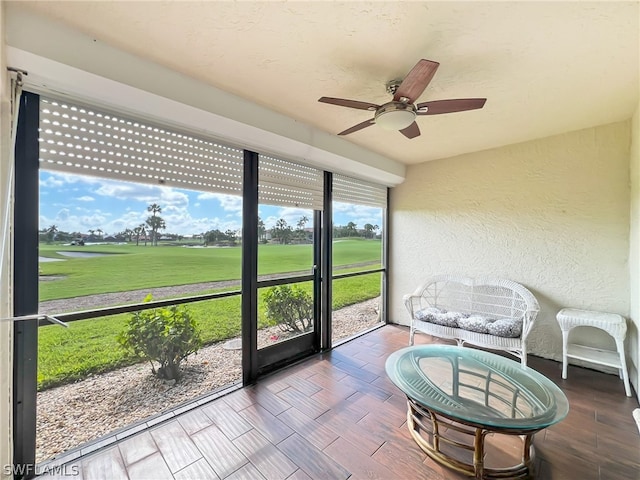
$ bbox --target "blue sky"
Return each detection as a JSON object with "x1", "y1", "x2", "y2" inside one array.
[{"x1": 39, "y1": 171, "x2": 383, "y2": 236}]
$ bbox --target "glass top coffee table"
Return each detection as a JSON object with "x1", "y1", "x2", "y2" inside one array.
[{"x1": 386, "y1": 345, "x2": 569, "y2": 479}]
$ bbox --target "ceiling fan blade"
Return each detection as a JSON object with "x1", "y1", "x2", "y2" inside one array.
[
  {"x1": 393, "y1": 59, "x2": 440, "y2": 103},
  {"x1": 318, "y1": 97, "x2": 379, "y2": 111},
  {"x1": 338, "y1": 118, "x2": 376, "y2": 136},
  {"x1": 399, "y1": 122, "x2": 421, "y2": 139},
  {"x1": 416, "y1": 98, "x2": 487, "y2": 115}
]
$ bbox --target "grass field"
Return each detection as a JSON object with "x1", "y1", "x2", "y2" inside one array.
[
  {"x1": 37, "y1": 239, "x2": 383, "y2": 389},
  {"x1": 39, "y1": 239, "x2": 381, "y2": 301}
]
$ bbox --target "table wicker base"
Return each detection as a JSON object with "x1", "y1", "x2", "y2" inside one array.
[{"x1": 407, "y1": 398, "x2": 537, "y2": 479}]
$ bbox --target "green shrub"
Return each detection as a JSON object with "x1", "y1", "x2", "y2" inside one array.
[
  {"x1": 118, "y1": 295, "x2": 202, "y2": 381},
  {"x1": 263, "y1": 285, "x2": 313, "y2": 333}
]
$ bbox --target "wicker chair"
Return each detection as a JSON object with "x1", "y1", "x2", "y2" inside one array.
[{"x1": 403, "y1": 275, "x2": 540, "y2": 366}]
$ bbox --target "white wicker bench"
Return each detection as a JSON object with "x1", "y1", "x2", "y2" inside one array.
[{"x1": 403, "y1": 275, "x2": 540, "y2": 366}]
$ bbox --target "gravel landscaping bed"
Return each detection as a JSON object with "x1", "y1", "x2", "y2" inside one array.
[{"x1": 36, "y1": 297, "x2": 381, "y2": 462}]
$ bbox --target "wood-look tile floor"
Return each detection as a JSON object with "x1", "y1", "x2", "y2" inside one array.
[{"x1": 43, "y1": 325, "x2": 640, "y2": 479}]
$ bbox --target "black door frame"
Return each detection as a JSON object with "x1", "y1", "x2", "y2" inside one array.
[
  {"x1": 13, "y1": 91, "x2": 40, "y2": 477},
  {"x1": 242, "y1": 150, "x2": 324, "y2": 382}
]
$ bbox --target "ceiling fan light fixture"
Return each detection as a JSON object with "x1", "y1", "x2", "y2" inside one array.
[{"x1": 374, "y1": 102, "x2": 416, "y2": 130}]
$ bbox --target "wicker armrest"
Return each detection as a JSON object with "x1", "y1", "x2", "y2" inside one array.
[{"x1": 403, "y1": 293, "x2": 416, "y2": 316}]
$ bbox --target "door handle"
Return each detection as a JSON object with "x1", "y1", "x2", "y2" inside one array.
[{"x1": 0, "y1": 313, "x2": 69, "y2": 328}]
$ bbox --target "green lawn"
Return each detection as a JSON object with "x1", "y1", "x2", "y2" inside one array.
[
  {"x1": 37, "y1": 240, "x2": 383, "y2": 390},
  {"x1": 38, "y1": 292, "x2": 243, "y2": 389},
  {"x1": 39, "y1": 239, "x2": 381, "y2": 301}
]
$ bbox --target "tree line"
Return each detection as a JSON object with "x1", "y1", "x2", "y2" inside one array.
[
  {"x1": 41, "y1": 203, "x2": 169, "y2": 246},
  {"x1": 41, "y1": 206, "x2": 380, "y2": 246}
]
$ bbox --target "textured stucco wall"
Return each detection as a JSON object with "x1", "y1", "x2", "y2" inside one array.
[
  {"x1": 0, "y1": 1, "x2": 14, "y2": 476},
  {"x1": 629, "y1": 102, "x2": 640, "y2": 399},
  {"x1": 390, "y1": 122, "x2": 631, "y2": 366}
]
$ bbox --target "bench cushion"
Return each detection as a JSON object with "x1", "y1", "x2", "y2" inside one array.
[
  {"x1": 415, "y1": 308, "x2": 468, "y2": 328},
  {"x1": 414, "y1": 307, "x2": 446, "y2": 322},
  {"x1": 416, "y1": 309, "x2": 522, "y2": 338},
  {"x1": 487, "y1": 319, "x2": 522, "y2": 338},
  {"x1": 458, "y1": 315, "x2": 494, "y2": 334}
]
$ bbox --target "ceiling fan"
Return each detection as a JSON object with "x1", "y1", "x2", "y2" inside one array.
[{"x1": 318, "y1": 59, "x2": 486, "y2": 139}]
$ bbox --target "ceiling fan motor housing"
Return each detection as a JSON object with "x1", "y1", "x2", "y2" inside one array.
[{"x1": 374, "y1": 102, "x2": 416, "y2": 130}]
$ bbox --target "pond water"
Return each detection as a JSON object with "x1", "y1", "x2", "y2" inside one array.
[
  {"x1": 56, "y1": 251, "x2": 110, "y2": 258},
  {"x1": 38, "y1": 257, "x2": 65, "y2": 263},
  {"x1": 39, "y1": 251, "x2": 111, "y2": 262}
]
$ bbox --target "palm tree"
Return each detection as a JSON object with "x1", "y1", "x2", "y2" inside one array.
[
  {"x1": 147, "y1": 203, "x2": 161, "y2": 216},
  {"x1": 296, "y1": 215, "x2": 309, "y2": 241},
  {"x1": 346, "y1": 221, "x2": 357, "y2": 237},
  {"x1": 46, "y1": 225, "x2": 58, "y2": 243},
  {"x1": 146, "y1": 203, "x2": 163, "y2": 245},
  {"x1": 134, "y1": 224, "x2": 146, "y2": 246},
  {"x1": 146, "y1": 216, "x2": 166, "y2": 246},
  {"x1": 363, "y1": 223, "x2": 374, "y2": 239},
  {"x1": 96, "y1": 228, "x2": 103, "y2": 239},
  {"x1": 297, "y1": 216, "x2": 308, "y2": 229},
  {"x1": 272, "y1": 218, "x2": 292, "y2": 244},
  {"x1": 224, "y1": 229, "x2": 237, "y2": 245}
]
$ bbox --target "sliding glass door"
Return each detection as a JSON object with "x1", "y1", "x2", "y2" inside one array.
[{"x1": 253, "y1": 155, "x2": 324, "y2": 374}]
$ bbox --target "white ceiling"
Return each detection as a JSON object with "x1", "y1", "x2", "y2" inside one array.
[{"x1": 5, "y1": 1, "x2": 640, "y2": 166}]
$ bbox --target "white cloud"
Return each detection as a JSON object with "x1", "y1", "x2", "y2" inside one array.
[
  {"x1": 333, "y1": 202, "x2": 353, "y2": 213},
  {"x1": 162, "y1": 205, "x2": 184, "y2": 214},
  {"x1": 279, "y1": 207, "x2": 313, "y2": 228},
  {"x1": 261, "y1": 207, "x2": 313, "y2": 230},
  {"x1": 197, "y1": 193, "x2": 218, "y2": 200},
  {"x1": 119, "y1": 210, "x2": 148, "y2": 226},
  {"x1": 332, "y1": 202, "x2": 382, "y2": 227},
  {"x1": 56, "y1": 208, "x2": 70, "y2": 222},
  {"x1": 197, "y1": 193, "x2": 243, "y2": 212},
  {"x1": 162, "y1": 211, "x2": 241, "y2": 235},
  {"x1": 40, "y1": 171, "x2": 103, "y2": 187},
  {"x1": 159, "y1": 190, "x2": 190, "y2": 208},
  {"x1": 39, "y1": 174, "x2": 387, "y2": 236},
  {"x1": 40, "y1": 209, "x2": 111, "y2": 234},
  {"x1": 94, "y1": 182, "x2": 189, "y2": 208},
  {"x1": 39, "y1": 174, "x2": 241, "y2": 235},
  {"x1": 220, "y1": 196, "x2": 243, "y2": 212},
  {"x1": 40, "y1": 176, "x2": 65, "y2": 188},
  {"x1": 42, "y1": 204, "x2": 239, "y2": 237},
  {"x1": 263, "y1": 215, "x2": 279, "y2": 230}
]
